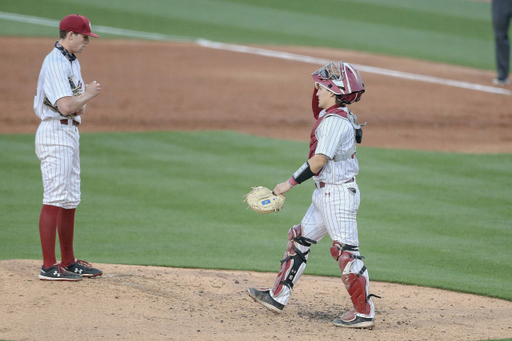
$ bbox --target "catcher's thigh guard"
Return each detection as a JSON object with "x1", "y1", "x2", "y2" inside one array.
[
  {"x1": 272, "y1": 224, "x2": 317, "y2": 296},
  {"x1": 331, "y1": 241, "x2": 372, "y2": 315}
]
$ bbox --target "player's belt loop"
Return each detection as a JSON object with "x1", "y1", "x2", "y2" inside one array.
[
  {"x1": 60, "y1": 119, "x2": 80, "y2": 126},
  {"x1": 316, "y1": 182, "x2": 326, "y2": 189}
]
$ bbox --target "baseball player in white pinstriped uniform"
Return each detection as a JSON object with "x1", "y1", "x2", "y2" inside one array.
[
  {"x1": 34, "y1": 14, "x2": 102, "y2": 281},
  {"x1": 248, "y1": 61, "x2": 379, "y2": 329}
]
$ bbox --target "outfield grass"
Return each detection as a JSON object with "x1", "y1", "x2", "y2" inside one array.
[
  {"x1": 1, "y1": 131, "x2": 511, "y2": 302},
  {"x1": 0, "y1": 0, "x2": 498, "y2": 70}
]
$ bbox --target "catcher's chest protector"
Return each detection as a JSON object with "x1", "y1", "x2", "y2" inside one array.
[{"x1": 308, "y1": 107, "x2": 348, "y2": 160}]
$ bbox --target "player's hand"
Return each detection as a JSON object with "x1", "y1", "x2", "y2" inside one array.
[
  {"x1": 85, "y1": 81, "x2": 101, "y2": 98},
  {"x1": 273, "y1": 181, "x2": 292, "y2": 196}
]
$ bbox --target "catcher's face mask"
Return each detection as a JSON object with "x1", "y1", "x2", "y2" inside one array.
[{"x1": 312, "y1": 61, "x2": 365, "y2": 104}]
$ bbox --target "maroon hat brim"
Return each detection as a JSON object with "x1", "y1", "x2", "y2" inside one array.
[{"x1": 85, "y1": 32, "x2": 100, "y2": 38}]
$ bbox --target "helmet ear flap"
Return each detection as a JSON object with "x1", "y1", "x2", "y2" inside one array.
[
  {"x1": 336, "y1": 94, "x2": 350, "y2": 105},
  {"x1": 336, "y1": 90, "x2": 365, "y2": 105}
]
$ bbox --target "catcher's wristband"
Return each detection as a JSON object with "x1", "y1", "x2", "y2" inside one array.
[
  {"x1": 292, "y1": 161, "x2": 315, "y2": 184},
  {"x1": 288, "y1": 176, "x2": 298, "y2": 188}
]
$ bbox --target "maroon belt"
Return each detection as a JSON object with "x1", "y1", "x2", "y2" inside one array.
[
  {"x1": 316, "y1": 178, "x2": 354, "y2": 188},
  {"x1": 60, "y1": 119, "x2": 79, "y2": 126}
]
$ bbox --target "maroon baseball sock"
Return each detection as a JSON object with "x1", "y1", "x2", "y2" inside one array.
[
  {"x1": 59, "y1": 208, "x2": 76, "y2": 267},
  {"x1": 39, "y1": 204, "x2": 63, "y2": 269}
]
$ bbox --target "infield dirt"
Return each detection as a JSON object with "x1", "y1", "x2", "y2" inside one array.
[{"x1": 1, "y1": 37, "x2": 511, "y2": 341}]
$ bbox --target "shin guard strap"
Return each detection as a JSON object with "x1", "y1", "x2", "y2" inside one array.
[
  {"x1": 274, "y1": 247, "x2": 309, "y2": 294},
  {"x1": 357, "y1": 265, "x2": 367, "y2": 277},
  {"x1": 280, "y1": 250, "x2": 308, "y2": 289},
  {"x1": 293, "y1": 236, "x2": 317, "y2": 247},
  {"x1": 280, "y1": 246, "x2": 309, "y2": 264}
]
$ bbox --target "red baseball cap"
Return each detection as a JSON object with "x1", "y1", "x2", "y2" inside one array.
[{"x1": 59, "y1": 14, "x2": 100, "y2": 38}]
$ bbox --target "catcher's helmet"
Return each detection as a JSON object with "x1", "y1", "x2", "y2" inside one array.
[{"x1": 312, "y1": 61, "x2": 365, "y2": 104}]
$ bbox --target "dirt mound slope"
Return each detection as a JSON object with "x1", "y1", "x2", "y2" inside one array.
[{"x1": 1, "y1": 260, "x2": 512, "y2": 341}]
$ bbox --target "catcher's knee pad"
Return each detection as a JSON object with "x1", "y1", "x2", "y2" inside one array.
[
  {"x1": 331, "y1": 241, "x2": 371, "y2": 315},
  {"x1": 272, "y1": 224, "x2": 317, "y2": 296}
]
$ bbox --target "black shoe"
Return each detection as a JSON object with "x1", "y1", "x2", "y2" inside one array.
[
  {"x1": 247, "y1": 287, "x2": 284, "y2": 314},
  {"x1": 65, "y1": 259, "x2": 103, "y2": 277},
  {"x1": 333, "y1": 310, "x2": 375, "y2": 329},
  {"x1": 39, "y1": 263, "x2": 82, "y2": 281}
]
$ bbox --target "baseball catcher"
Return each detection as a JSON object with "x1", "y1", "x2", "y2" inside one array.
[{"x1": 247, "y1": 61, "x2": 379, "y2": 329}]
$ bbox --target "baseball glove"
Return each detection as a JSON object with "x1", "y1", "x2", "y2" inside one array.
[{"x1": 244, "y1": 186, "x2": 285, "y2": 214}]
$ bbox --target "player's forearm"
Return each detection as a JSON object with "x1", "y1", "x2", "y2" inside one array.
[
  {"x1": 287, "y1": 154, "x2": 328, "y2": 188},
  {"x1": 76, "y1": 104, "x2": 86, "y2": 116},
  {"x1": 56, "y1": 94, "x2": 93, "y2": 116},
  {"x1": 56, "y1": 81, "x2": 100, "y2": 116}
]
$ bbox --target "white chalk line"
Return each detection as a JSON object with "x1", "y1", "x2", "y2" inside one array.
[{"x1": 1, "y1": 11, "x2": 509, "y2": 96}]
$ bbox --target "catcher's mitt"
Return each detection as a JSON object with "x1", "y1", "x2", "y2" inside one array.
[{"x1": 244, "y1": 186, "x2": 285, "y2": 214}]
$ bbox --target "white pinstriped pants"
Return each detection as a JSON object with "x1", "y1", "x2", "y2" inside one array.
[
  {"x1": 271, "y1": 182, "x2": 374, "y2": 318},
  {"x1": 302, "y1": 182, "x2": 361, "y2": 246},
  {"x1": 35, "y1": 119, "x2": 81, "y2": 209}
]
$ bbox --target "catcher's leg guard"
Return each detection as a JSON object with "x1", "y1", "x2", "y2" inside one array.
[
  {"x1": 331, "y1": 241, "x2": 372, "y2": 316},
  {"x1": 272, "y1": 225, "x2": 317, "y2": 299}
]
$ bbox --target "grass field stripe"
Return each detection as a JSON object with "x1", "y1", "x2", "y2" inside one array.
[
  {"x1": 0, "y1": 11, "x2": 59, "y2": 27},
  {"x1": 0, "y1": 11, "x2": 193, "y2": 43},
  {"x1": 1, "y1": 11, "x2": 509, "y2": 96}
]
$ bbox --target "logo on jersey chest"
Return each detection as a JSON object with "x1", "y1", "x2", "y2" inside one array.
[{"x1": 69, "y1": 76, "x2": 83, "y2": 96}]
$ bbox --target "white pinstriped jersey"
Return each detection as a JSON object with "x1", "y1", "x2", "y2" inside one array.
[
  {"x1": 313, "y1": 107, "x2": 358, "y2": 184},
  {"x1": 33, "y1": 47, "x2": 83, "y2": 124},
  {"x1": 34, "y1": 44, "x2": 84, "y2": 209}
]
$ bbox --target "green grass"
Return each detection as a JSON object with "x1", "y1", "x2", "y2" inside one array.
[
  {"x1": 0, "y1": 0, "x2": 500, "y2": 70},
  {"x1": 1, "y1": 131, "x2": 511, "y2": 302}
]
